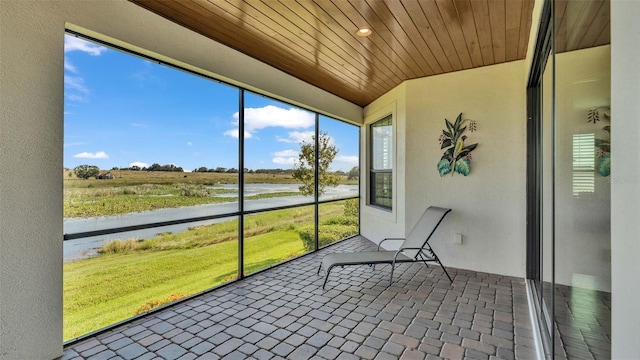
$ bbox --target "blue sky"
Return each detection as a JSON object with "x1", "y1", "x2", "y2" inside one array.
[{"x1": 64, "y1": 35, "x2": 359, "y2": 172}]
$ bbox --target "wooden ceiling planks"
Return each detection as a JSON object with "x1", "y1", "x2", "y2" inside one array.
[
  {"x1": 223, "y1": 0, "x2": 386, "y2": 94},
  {"x1": 574, "y1": 0, "x2": 609, "y2": 51},
  {"x1": 264, "y1": 1, "x2": 397, "y2": 91},
  {"x1": 470, "y1": 0, "x2": 495, "y2": 66},
  {"x1": 554, "y1": 0, "x2": 610, "y2": 54},
  {"x1": 452, "y1": 0, "x2": 484, "y2": 68},
  {"x1": 129, "y1": 0, "x2": 544, "y2": 106},
  {"x1": 517, "y1": 0, "x2": 535, "y2": 60},
  {"x1": 488, "y1": 0, "x2": 507, "y2": 64},
  {"x1": 379, "y1": 0, "x2": 445, "y2": 74},
  {"x1": 505, "y1": 0, "x2": 523, "y2": 62}
]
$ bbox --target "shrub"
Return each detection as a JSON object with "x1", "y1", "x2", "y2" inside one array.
[
  {"x1": 322, "y1": 216, "x2": 358, "y2": 227},
  {"x1": 344, "y1": 198, "x2": 359, "y2": 218},
  {"x1": 179, "y1": 184, "x2": 212, "y2": 197},
  {"x1": 298, "y1": 223, "x2": 358, "y2": 251},
  {"x1": 134, "y1": 294, "x2": 186, "y2": 315},
  {"x1": 98, "y1": 239, "x2": 143, "y2": 254}
]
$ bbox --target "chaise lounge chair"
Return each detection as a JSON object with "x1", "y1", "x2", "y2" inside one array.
[{"x1": 318, "y1": 206, "x2": 453, "y2": 289}]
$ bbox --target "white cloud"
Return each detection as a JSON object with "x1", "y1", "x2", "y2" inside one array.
[
  {"x1": 129, "y1": 161, "x2": 149, "y2": 168},
  {"x1": 277, "y1": 131, "x2": 315, "y2": 144},
  {"x1": 241, "y1": 106, "x2": 314, "y2": 131},
  {"x1": 273, "y1": 149, "x2": 299, "y2": 157},
  {"x1": 64, "y1": 141, "x2": 86, "y2": 148},
  {"x1": 187, "y1": 142, "x2": 193, "y2": 146},
  {"x1": 65, "y1": 94, "x2": 88, "y2": 103},
  {"x1": 272, "y1": 149, "x2": 299, "y2": 166},
  {"x1": 130, "y1": 123, "x2": 149, "y2": 128},
  {"x1": 224, "y1": 129, "x2": 252, "y2": 139},
  {"x1": 225, "y1": 105, "x2": 314, "y2": 139},
  {"x1": 65, "y1": 75, "x2": 90, "y2": 102},
  {"x1": 335, "y1": 155, "x2": 359, "y2": 165},
  {"x1": 64, "y1": 36, "x2": 107, "y2": 56},
  {"x1": 272, "y1": 157, "x2": 296, "y2": 166},
  {"x1": 64, "y1": 75, "x2": 89, "y2": 93},
  {"x1": 64, "y1": 59, "x2": 77, "y2": 73},
  {"x1": 73, "y1": 151, "x2": 109, "y2": 159}
]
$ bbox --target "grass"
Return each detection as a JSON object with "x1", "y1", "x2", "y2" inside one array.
[
  {"x1": 64, "y1": 187, "x2": 300, "y2": 218},
  {"x1": 64, "y1": 229, "x2": 305, "y2": 340},
  {"x1": 63, "y1": 170, "x2": 356, "y2": 218},
  {"x1": 63, "y1": 201, "x2": 358, "y2": 341}
]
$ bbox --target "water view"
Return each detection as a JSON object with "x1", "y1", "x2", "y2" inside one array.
[{"x1": 64, "y1": 184, "x2": 358, "y2": 260}]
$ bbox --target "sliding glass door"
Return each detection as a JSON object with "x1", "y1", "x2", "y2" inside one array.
[{"x1": 527, "y1": 1, "x2": 611, "y2": 358}]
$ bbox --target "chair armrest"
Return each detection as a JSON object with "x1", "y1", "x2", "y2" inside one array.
[
  {"x1": 395, "y1": 247, "x2": 434, "y2": 261},
  {"x1": 393, "y1": 247, "x2": 424, "y2": 261},
  {"x1": 378, "y1": 238, "x2": 405, "y2": 251}
]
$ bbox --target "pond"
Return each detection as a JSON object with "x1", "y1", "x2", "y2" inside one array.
[{"x1": 63, "y1": 184, "x2": 358, "y2": 260}]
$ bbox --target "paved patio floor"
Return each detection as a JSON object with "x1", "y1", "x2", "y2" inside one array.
[{"x1": 62, "y1": 236, "x2": 537, "y2": 360}]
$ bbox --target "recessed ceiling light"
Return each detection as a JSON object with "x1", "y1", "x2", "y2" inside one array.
[{"x1": 356, "y1": 28, "x2": 372, "y2": 37}]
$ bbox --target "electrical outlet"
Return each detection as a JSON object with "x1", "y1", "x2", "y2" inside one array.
[{"x1": 454, "y1": 233, "x2": 463, "y2": 244}]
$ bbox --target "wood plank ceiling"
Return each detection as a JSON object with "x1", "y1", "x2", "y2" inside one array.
[
  {"x1": 128, "y1": 0, "x2": 605, "y2": 107},
  {"x1": 555, "y1": 0, "x2": 610, "y2": 54}
]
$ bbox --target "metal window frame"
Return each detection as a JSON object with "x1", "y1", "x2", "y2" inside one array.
[
  {"x1": 62, "y1": 30, "x2": 362, "y2": 345},
  {"x1": 525, "y1": 0, "x2": 555, "y2": 356},
  {"x1": 368, "y1": 115, "x2": 393, "y2": 210}
]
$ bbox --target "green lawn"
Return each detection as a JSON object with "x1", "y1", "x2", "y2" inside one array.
[
  {"x1": 63, "y1": 201, "x2": 357, "y2": 341},
  {"x1": 64, "y1": 229, "x2": 306, "y2": 340}
]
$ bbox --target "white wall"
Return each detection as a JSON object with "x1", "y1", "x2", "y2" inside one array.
[
  {"x1": 0, "y1": 1, "x2": 361, "y2": 358},
  {"x1": 611, "y1": 1, "x2": 640, "y2": 358},
  {"x1": 402, "y1": 61, "x2": 527, "y2": 278},
  {"x1": 361, "y1": 85, "x2": 407, "y2": 242}
]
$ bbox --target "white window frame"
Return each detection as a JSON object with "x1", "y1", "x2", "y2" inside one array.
[{"x1": 363, "y1": 101, "x2": 397, "y2": 222}]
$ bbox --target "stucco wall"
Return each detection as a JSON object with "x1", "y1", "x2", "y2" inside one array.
[
  {"x1": 361, "y1": 61, "x2": 527, "y2": 278},
  {"x1": 403, "y1": 61, "x2": 527, "y2": 278},
  {"x1": 0, "y1": 1, "x2": 361, "y2": 358},
  {"x1": 361, "y1": 84, "x2": 407, "y2": 242}
]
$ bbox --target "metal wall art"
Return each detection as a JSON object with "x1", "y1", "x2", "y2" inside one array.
[
  {"x1": 588, "y1": 106, "x2": 611, "y2": 177},
  {"x1": 437, "y1": 113, "x2": 478, "y2": 177}
]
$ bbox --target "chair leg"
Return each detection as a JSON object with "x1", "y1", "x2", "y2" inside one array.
[
  {"x1": 389, "y1": 262, "x2": 396, "y2": 287},
  {"x1": 317, "y1": 263, "x2": 322, "y2": 275},
  {"x1": 426, "y1": 246, "x2": 453, "y2": 283},
  {"x1": 322, "y1": 266, "x2": 333, "y2": 289},
  {"x1": 439, "y1": 261, "x2": 453, "y2": 283}
]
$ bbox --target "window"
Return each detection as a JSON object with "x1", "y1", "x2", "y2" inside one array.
[
  {"x1": 572, "y1": 133, "x2": 595, "y2": 194},
  {"x1": 63, "y1": 33, "x2": 360, "y2": 342},
  {"x1": 370, "y1": 115, "x2": 393, "y2": 209}
]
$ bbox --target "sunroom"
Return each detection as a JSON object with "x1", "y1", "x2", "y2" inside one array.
[{"x1": 0, "y1": 1, "x2": 638, "y2": 359}]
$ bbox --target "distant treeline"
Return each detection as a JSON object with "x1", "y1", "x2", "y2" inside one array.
[
  {"x1": 71, "y1": 164, "x2": 359, "y2": 178},
  {"x1": 114, "y1": 163, "x2": 185, "y2": 172},
  {"x1": 190, "y1": 167, "x2": 357, "y2": 177},
  {"x1": 110, "y1": 165, "x2": 295, "y2": 174},
  {"x1": 192, "y1": 167, "x2": 294, "y2": 174}
]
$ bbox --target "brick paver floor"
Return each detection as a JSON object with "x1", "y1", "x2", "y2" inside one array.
[{"x1": 62, "y1": 236, "x2": 537, "y2": 360}]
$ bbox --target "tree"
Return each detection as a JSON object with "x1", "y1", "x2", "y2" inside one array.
[
  {"x1": 146, "y1": 163, "x2": 184, "y2": 172},
  {"x1": 73, "y1": 164, "x2": 100, "y2": 179},
  {"x1": 347, "y1": 166, "x2": 360, "y2": 180},
  {"x1": 292, "y1": 132, "x2": 339, "y2": 196}
]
